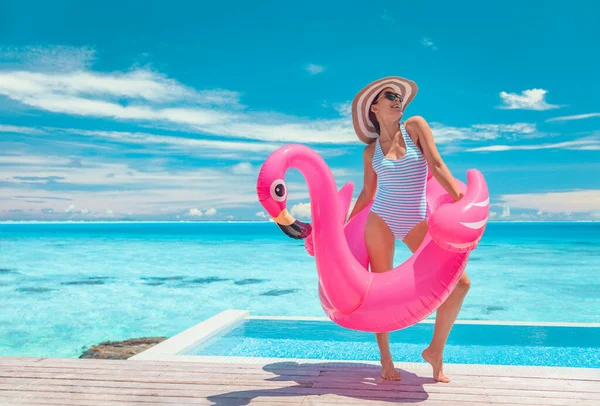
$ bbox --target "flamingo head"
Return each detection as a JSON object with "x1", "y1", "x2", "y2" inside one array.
[{"x1": 256, "y1": 149, "x2": 312, "y2": 240}]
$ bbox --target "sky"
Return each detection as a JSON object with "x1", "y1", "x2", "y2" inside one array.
[{"x1": 0, "y1": 0, "x2": 598, "y2": 222}]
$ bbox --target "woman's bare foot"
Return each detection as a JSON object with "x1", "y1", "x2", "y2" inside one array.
[
  {"x1": 380, "y1": 359, "x2": 401, "y2": 381},
  {"x1": 422, "y1": 347, "x2": 450, "y2": 383}
]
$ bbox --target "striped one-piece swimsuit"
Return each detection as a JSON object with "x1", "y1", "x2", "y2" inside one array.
[{"x1": 371, "y1": 123, "x2": 428, "y2": 240}]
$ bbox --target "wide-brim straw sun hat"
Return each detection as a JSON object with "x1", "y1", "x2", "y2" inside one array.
[{"x1": 351, "y1": 76, "x2": 418, "y2": 144}]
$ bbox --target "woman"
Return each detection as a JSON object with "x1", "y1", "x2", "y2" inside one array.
[{"x1": 347, "y1": 76, "x2": 471, "y2": 383}]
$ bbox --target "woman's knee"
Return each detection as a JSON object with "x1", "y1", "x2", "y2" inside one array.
[{"x1": 457, "y1": 274, "x2": 471, "y2": 294}]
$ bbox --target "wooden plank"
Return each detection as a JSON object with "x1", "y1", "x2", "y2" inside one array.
[
  {"x1": 0, "y1": 376, "x2": 309, "y2": 390},
  {"x1": 0, "y1": 371, "x2": 315, "y2": 388},
  {"x1": 312, "y1": 379, "x2": 600, "y2": 400},
  {"x1": 566, "y1": 380, "x2": 600, "y2": 392},
  {"x1": 0, "y1": 360, "x2": 322, "y2": 377},
  {"x1": 0, "y1": 376, "x2": 314, "y2": 390},
  {"x1": 302, "y1": 397, "x2": 490, "y2": 406},
  {"x1": 0, "y1": 396, "x2": 145, "y2": 406},
  {"x1": 0, "y1": 383, "x2": 514, "y2": 404},
  {"x1": 3, "y1": 383, "x2": 313, "y2": 398},
  {"x1": 0, "y1": 367, "x2": 316, "y2": 385},
  {"x1": 0, "y1": 382, "x2": 487, "y2": 403},
  {"x1": 485, "y1": 395, "x2": 596, "y2": 406},
  {"x1": 0, "y1": 391, "x2": 305, "y2": 405},
  {"x1": 0, "y1": 358, "x2": 43, "y2": 365},
  {"x1": 3, "y1": 357, "x2": 599, "y2": 381},
  {"x1": 317, "y1": 366, "x2": 600, "y2": 381},
  {"x1": 305, "y1": 392, "x2": 597, "y2": 406}
]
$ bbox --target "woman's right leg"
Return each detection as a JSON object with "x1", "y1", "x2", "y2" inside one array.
[{"x1": 365, "y1": 211, "x2": 399, "y2": 380}]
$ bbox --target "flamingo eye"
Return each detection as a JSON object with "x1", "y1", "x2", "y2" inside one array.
[{"x1": 270, "y1": 179, "x2": 287, "y2": 202}]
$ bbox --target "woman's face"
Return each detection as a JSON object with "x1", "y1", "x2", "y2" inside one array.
[{"x1": 370, "y1": 87, "x2": 404, "y2": 122}]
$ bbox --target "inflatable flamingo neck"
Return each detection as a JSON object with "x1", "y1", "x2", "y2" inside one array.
[{"x1": 277, "y1": 144, "x2": 369, "y2": 314}]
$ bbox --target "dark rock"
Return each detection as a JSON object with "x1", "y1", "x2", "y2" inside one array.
[
  {"x1": 235, "y1": 278, "x2": 268, "y2": 285},
  {"x1": 485, "y1": 305, "x2": 507, "y2": 314},
  {"x1": 188, "y1": 276, "x2": 230, "y2": 284},
  {"x1": 80, "y1": 337, "x2": 168, "y2": 360},
  {"x1": 260, "y1": 288, "x2": 299, "y2": 297},
  {"x1": 16, "y1": 287, "x2": 55, "y2": 293},
  {"x1": 62, "y1": 280, "x2": 105, "y2": 285}
]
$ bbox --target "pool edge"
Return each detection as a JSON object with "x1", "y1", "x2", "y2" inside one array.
[
  {"x1": 129, "y1": 309, "x2": 248, "y2": 361},
  {"x1": 247, "y1": 315, "x2": 600, "y2": 327}
]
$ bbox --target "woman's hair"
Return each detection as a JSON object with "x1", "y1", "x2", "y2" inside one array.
[
  {"x1": 368, "y1": 109, "x2": 380, "y2": 135},
  {"x1": 368, "y1": 90, "x2": 384, "y2": 135}
]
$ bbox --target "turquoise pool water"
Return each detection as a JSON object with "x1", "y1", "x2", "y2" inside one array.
[
  {"x1": 188, "y1": 318, "x2": 600, "y2": 368},
  {"x1": 1, "y1": 221, "x2": 599, "y2": 358}
]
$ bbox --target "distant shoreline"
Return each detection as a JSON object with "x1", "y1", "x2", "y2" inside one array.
[{"x1": 1, "y1": 220, "x2": 598, "y2": 224}]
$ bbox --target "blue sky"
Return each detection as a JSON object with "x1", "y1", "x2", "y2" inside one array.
[{"x1": 1, "y1": 0, "x2": 598, "y2": 221}]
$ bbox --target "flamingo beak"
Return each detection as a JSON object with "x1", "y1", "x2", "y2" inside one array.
[{"x1": 273, "y1": 209, "x2": 312, "y2": 240}]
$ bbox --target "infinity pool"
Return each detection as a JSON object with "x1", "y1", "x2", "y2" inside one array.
[{"x1": 186, "y1": 318, "x2": 600, "y2": 369}]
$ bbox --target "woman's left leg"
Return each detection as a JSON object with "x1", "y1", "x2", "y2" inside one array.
[{"x1": 403, "y1": 219, "x2": 471, "y2": 383}]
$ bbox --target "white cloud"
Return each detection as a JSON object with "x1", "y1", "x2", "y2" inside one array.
[
  {"x1": 0, "y1": 124, "x2": 46, "y2": 135},
  {"x1": 106, "y1": 209, "x2": 113, "y2": 215},
  {"x1": 466, "y1": 135, "x2": 600, "y2": 152},
  {"x1": 0, "y1": 152, "x2": 282, "y2": 218},
  {"x1": 501, "y1": 203, "x2": 511, "y2": 218},
  {"x1": 0, "y1": 66, "x2": 358, "y2": 144},
  {"x1": 65, "y1": 204, "x2": 75, "y2": 213},
  {"x1": 0, "y1": 69, "x2": 238, "y2": 105},
  {"x1": 546, "y1": 112, "x2": 600, "y2": 122},
  {"x1": 231, "y1": 162, "x2": 254, "y2": 175},
  {"x1": 188, "y1": 208, "x2": 203, "y2": 217},
  {"x1": 333, "y1": 101, "x2": 352, "y2": 118},
  {"x1": 498, "y1": 89, "x2": 560, "y2": 110},
  {"x1": 430, "y1": 122, "x2": 537, "y2": 143},
  {"x1": 0, "y1": 45, "x2": 96, "y2": 72},
  {"x1": 9, "y1": 93, "x2": 236, "y2": 126},
  {"x1": 306, "y1": 64, "x2": 325, "y2": 75},
  {"x1": 421, "y1": 38, "x2": 438, "y2": 50},
  {"x1": 470, "y1": 123, "x2": 536, "y2": 135},
  {"x1": 290, "y1": 202, "x2": 311, "y2": 220},
  {"x1": 204, "y1": 208, "x2": 217, "y2": 216},
  {"x1": 499, "y1": 190, "x2": 600, "y2": 213},
  {"x1": 381, "y1": 10, "x2": 396, "y2": 23},
  {"x1": 58, "y1": 129, "x2": 280, "y2": 153},
  {"x1": 256, "y1": 211, "x2": 267, "y2": 218},
  {"x1": 2, "y1": 53, "x2": 548, "y2": 149}
]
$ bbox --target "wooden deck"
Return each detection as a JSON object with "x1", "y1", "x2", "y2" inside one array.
[{"x1": 0, "y1": 357, "x2": 599, "y2": 405}]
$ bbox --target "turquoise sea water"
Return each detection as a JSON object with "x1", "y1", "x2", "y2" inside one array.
[
  {"x1": 189, "y1": 319, "x2": 600, "y2": 368},
  {"x1": 1, "y1": 221, "x2": 599, "y2": 358}
]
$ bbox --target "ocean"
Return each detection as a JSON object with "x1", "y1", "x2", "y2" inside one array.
[{"x1": 1, "y1": 221, "x2": 598, "y2": 358}]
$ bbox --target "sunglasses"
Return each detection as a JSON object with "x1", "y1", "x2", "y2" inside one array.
[{"x1": 376, "y1": 91, "x2": 404, "y2": 103}]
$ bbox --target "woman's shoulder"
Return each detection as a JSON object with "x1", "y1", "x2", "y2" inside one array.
[
  {"x1": 403, "y1": 115, "x2": 428, "y2": 129},
  {"x1": 363, "y1": 141, "x2": 376, "y2": 161},
  {"x1": 403, "y1": 116, "x2": 431, "y2": 149}
]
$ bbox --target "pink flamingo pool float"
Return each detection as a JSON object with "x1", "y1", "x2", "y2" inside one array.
[{"x1": 256, "y1": 144, "x2": 490, "y2": 333}]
